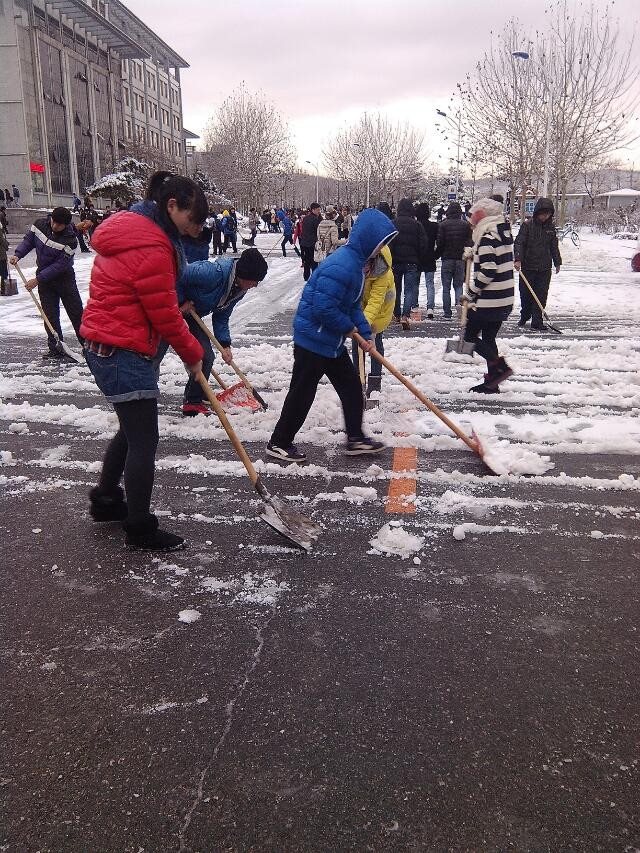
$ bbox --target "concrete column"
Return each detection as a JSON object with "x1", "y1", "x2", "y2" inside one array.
[
  {"x1": 60, "y1": 49, "x2": 79, "y2": 195},
  {"x1": 30, "y1": 26, "x2": 53, "y2": 206},
  {"x1": 86, "y1": 65, "x2": 101, "y2": 180}
]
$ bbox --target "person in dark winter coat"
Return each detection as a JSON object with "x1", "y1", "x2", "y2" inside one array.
[
  {"x1": 10, "y1": 207, "x2": 84, "y2": 357},
  {"x1": 0, "y1": 205, "x2": 8, "y2": 235},
  {"x1": 436, "y1": 204, "x2": 446, "y2": 222},
  {"x1": 0, "y1": 229, "x2": 10, "y2": 295},
  {"x1": 462, "y1": 198, "x2": 515, "y2": 393},
  {"x1": 266, "y1": 208, "x2": 397, "y2": 463},
  {"x1": 220, "y1": 208, "x2": 238, "y2": 253},
  {"x1": 436, "y1": 201, "x2": 472, "y2": 318},
  {"x1": 299, "y1": 202, "x2": 322, "y2": 281},
  {"x1": 157, "y1": 248, "x2": 268, "y2": 417},
  {"x1": 513, "y1": 197, "x2": 562, "y2": 330},
  {"x1": 415, "y1": 203, "x2": 439, "y2": 318},
  {"x1": 81, "y1": 172, "x2": 207, "y2": 552},
  {"x1": 390, "y1": 198, "x2": 427, "y2": 328}
]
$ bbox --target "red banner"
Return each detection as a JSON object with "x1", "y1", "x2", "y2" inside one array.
[{"x1": 29, "y1": 162, "x2": 45, "y2": 173}]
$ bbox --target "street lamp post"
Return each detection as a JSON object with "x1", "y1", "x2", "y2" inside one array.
[
  {"x1": 512, "y1": 50, "x2": 552, "y2": 197},
  {"x1": 351, "y1": 143, "x2": 370, "y2": 207},
  {"x1": 305, "y1": 160, "x2": 319, "y2": 203},
  {"x1": 436, "y1": 109, "x2": 462, "y2": 202}
]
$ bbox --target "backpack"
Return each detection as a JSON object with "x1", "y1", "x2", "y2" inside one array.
[{"x1": 314, "y1": 231, "x2": 328, "y2": 263}]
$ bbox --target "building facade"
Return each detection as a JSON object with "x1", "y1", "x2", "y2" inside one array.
[{"x1": 0, "y1": 0, "x2": 194, "y2": 207}]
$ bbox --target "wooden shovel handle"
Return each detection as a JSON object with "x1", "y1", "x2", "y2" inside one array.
[
  {"x1": 353, "y1": 332, "x2": 478, "y2": 452},
  {"x1": 14, "y1": 262, "x2": 60, "y2": 340},
  {"x1": 189, "y1": 309, "x2": 255, "y2": 392},
  {"x1": 196, "y1": 372, "x2": 259, "y2": 486},
  {"x1": 518, "y1": 270, "x2": 547, "y2": 316}
]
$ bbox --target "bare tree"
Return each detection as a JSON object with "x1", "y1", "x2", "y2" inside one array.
[
  {"x1": 203, "y1": 84, "x2": 295, "y2": 211},
  {"x1": 541, "y1": 0, "x2": 640, "y2": 221},
  {"x1": 323, "y1": 112, "x2": 425, "y2": 206},
  {"x1": 461, "y1": 1, "x2": 639, "y2": 223},
  {"x1": 461, "y1": 20, "x2": 545, "y2": 222}
]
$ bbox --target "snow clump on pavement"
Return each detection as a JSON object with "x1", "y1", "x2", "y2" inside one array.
[{"x1": 370, "y1": 522, "x2": 424, "y2": 558}]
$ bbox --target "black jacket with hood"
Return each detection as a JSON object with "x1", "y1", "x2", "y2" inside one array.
[
  {"x1": 414, "y1": 203, "x2": 439, "y2": 272},
  {"x1": 436, "y1": 202, "x2": 472, "y2": 260},
  {"x1": 514, "y1": 197, "x2": 562, "y2": 270},
  {"x1": 300, "y1": 211, "x2": 322, "y2": 248},
  {"x1": 390, "y1": 198, "x2": 427, "y2": 267}
]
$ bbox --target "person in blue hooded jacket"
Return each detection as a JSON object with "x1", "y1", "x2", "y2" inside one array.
[
  {"x1": 156, "y1": 248, "x2": 268, "y2": 416},
  {"x1": 280, "y1": 209, "x2": 300, "y2": 258},
  {"x1": 266, "y1": 208, "x2": 397, "y2": 463}
]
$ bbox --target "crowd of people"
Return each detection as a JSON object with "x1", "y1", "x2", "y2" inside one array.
[{"x1": 5, "y1": 177, "x2": 564, "y2": 552}]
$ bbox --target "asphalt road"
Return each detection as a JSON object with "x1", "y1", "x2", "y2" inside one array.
[{"x1": 2, "y1": 310, "x2": 640, "y2": 852}]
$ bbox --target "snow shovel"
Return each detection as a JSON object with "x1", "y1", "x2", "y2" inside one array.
[
  {"x1": 210, "y1": 366, "x2": 261, "y2": 413},
  {"x1": 196, "y1": 372, "x2": 322, "y2": 550},
  {"x1": 445, "y1": 259, "x2": 475, "y2": 355},
  {"x1": 14, "y1": 261, "x2": 83, "y2": 363},
  {"x1": 518, "y1": 270, "x2": 563, "y2": 334},
  {"x1": 352, "y1": 332, "x2": 507, "y2": 476},
  {"x1": 189, "y1": 309, "x2": 268, "y2": 410}
]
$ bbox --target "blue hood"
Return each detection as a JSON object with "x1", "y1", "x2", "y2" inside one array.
[{"x1": 347, "y1": 208, "x2": 397, "y2": 261}]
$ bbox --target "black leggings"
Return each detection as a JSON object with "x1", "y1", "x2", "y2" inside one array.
[
  {"x1": 98, "y1": 398, "x2": 159, "y2": 522},
  {"x1": 464, "y1": 312, "x2": 502, "y2": 363}
]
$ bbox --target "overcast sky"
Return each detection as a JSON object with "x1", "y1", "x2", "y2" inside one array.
[{"x1": 125, "y1": 0, "x2": 640, "y2": 176}]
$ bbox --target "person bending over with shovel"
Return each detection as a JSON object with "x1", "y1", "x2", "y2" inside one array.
[
  {"x1": 10, "y1": 206, "x2": 84, "y2": 360},
  {"x1": 266, "y1": 207, "x2": 397, "y2": 463},
  {"x1": 156, "y1": 247, "x2": 268, "y2": 417},
  {"x1": 463, "y1": 197, "x2": 515, "y2": 394},
  {"x1": 81, "y1": 172, "x2": 207, "y2": 552}
]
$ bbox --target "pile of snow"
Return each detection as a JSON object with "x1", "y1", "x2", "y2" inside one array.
[
  {"x1": 452, "y1": 523, "x2": 523, "y2": 541},
  {"x1": 177, "y1": 609, "x2": 201, "y2": 623},
  {"x1": 369, "y1": 521, "x2": 424, "y2": 559},
  {"x1": 475, "y1": 431, "x2": 555, "y2": 476}
]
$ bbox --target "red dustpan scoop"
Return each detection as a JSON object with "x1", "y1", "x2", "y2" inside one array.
[{"x1": 216, "y1": 382, "x2": 261, "y2": 412}]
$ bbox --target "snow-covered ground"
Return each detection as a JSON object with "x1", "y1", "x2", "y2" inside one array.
[{"x1": 2, "y1": 229, "x2": 638, "y2": 474}]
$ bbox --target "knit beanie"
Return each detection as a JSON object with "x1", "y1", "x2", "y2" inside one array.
[{"x1": 236, "y1": 247, "x2": 268, "y2": 281}]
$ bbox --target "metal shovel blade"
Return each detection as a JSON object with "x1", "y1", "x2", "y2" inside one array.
[
  {"x1": 57, "y1": 339, "x2": 84, "y2": 363},
  {"x1": 255, "y1": 477, "x2": 321, "y2": 551},
  {"x1": 259, "y1": 491, "x2": 322, "y2": 552},
  {"x1": 445, "y1": 337, "x2": 476, "y2": 355}
]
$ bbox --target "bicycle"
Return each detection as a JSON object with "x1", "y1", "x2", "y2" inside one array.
[{"x1": 556, "y1": 221, "x2": 581, "y2": 248}]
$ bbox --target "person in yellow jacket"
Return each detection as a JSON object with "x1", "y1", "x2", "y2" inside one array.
[{"x1": 352, "y1": 244, "x2": 396, "y2": 400}]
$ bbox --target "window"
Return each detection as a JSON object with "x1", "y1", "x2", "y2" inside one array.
[
  {"x1": 123, "y1": 86, "x2": 129, "y2": 107},
  {"x1": 163, "y1": 136, "x2": 170, "y2": 153},
  {"x1": 150, "y1": 101, "x2": 158, "y2": 120},
  {"x1": 161, "y1": 107, "x2": 169, "y2": 125},
  {"x1": 173, "y1": 114, "x2": 180, "y2": 130},
  {"x1": 125, "y1": 119, "x2": 131, "y2": 139},
  {"x1": 122, "y1": 59, "x2": 128, "y2": 74},
  {"x1": 174, "y1": 140, "x2": 181, "y2": 157}
]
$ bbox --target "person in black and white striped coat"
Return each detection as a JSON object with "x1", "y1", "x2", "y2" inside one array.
[{"x1": 463, "y1": 197, "x2": 515, "y2": 393}]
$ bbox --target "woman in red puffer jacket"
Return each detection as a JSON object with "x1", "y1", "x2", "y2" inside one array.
[{"x1": 81, "y1": 171, "x2": 207, "y2": 552}]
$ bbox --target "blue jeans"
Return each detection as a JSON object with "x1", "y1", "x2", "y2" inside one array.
[
  {"x1": 85, "y1": 348, "x2": 159, "y2": 403},
  {"x1": 422, "y1": 270, "x2": 435, "y2": 310},
  {"x1": 393, "y1": 263, "x2": 419, "y2": 318},
  {"x1": 153, "y1": 314, "x2": 214, "y2": 404},
  {"x1": 440, "y1": 259, "x2": 465, "y2": 316}
]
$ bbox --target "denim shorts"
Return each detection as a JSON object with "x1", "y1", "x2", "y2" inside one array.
[{"x1": 85, "y1": 347, "x2": 159, "y2": 403}]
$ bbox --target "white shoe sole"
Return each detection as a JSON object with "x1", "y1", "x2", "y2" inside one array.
[
  {"x1": 344, "y1": 444, "x2": 386, "y2": 456},
  {"x1": 265, "y1": 447, "x2": 306, "y2": 464}
]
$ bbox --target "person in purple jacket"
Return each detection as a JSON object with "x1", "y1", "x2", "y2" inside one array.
[{"x1": 10, "y1": 207, "x2": 84, "y2": 359}]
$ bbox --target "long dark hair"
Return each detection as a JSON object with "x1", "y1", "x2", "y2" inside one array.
[{"x1": 145, "y1": 171, "x2": 208, "y2": 228}]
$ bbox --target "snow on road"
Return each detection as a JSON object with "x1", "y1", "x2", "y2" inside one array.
[{"x1": 1, "y1": 228, "x2": 639, "y2": 568}]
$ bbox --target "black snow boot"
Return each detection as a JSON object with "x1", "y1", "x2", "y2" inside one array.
[
  {"x1": 89, "y1": 486, "x2": 128, "y2": 522},
  {"x1": 484, "y1": 357, "x2": 513, "y2": 391},
  {"x1": 123, "y1": 514, "x2": 186, "y2": 552},
  {"x1": 470, "y1": 382, "x2": 501, "y2": 394}
]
